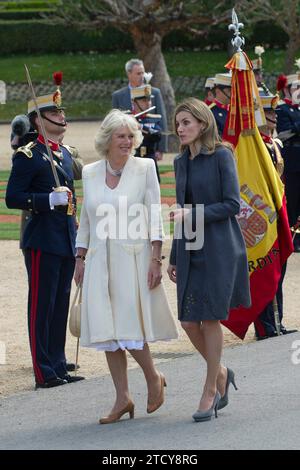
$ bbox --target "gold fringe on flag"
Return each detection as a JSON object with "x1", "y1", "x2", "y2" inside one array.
[{"x1": 225, "y1": 51, "x2": 264, "y2": 137}]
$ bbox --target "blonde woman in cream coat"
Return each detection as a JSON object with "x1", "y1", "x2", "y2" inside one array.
[{"x1": 74, "y1": 109, "x2": 178, "y2": 424}]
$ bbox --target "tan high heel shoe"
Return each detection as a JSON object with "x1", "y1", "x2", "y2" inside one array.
[
  {"x1": 99, "y1": 400, "x2": 135, "y2": 425},
  {"x1": 147, "y1": 373, "x2": 167, "y2": 414}
]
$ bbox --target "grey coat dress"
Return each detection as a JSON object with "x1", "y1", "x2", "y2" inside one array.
[{"x1": 170, "y1": 145, "x2": 251, "y2": 321}]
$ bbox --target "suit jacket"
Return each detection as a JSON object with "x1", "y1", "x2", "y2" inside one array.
[
  {"x1": 76, "y1": 156, "x2": 178, "y2": 346},
  {"x1": 6, "y1": 140, "x2": 77, "y2": 257},
  {"x1": 112, "y1": 85, "x2": 168, "y2": 152}
]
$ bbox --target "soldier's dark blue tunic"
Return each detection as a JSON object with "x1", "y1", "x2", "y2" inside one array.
[
  {"x1": 135, "y1": 113, "x2": 162, "y2": 181},
  {"x1": 209, "y1": 101, "x2": 228, "y2": 138},
  {"x1": 6, "y1": 140, "x2": 76, "y2": 385},
  {"x1": 276, "y1": 99, "x2": 300, "y2": 236}
]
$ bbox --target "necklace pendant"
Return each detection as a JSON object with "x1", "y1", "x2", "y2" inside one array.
[{"x1": 106, "y1": 160, "x2": 124, "y2": 177}]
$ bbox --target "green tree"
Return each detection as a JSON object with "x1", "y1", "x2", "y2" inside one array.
[
  {"x1": 47, "y1": 0, "x2": 233, "y2": 125},
  {"x1": 239, "y1": 0, "x2": 300, "y2": 73}
]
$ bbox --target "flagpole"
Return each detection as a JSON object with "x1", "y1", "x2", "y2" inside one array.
[{"x1": 272, "y1": 297, "x2": 281, "y2": 336}]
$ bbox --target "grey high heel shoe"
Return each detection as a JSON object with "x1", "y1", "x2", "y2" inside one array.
[
  {"x1": 192, "y1": 391, "x2": 221, "y2": 422},
  {"x1": 218, "y1": 367, "x2": 238, "y2": 410}
]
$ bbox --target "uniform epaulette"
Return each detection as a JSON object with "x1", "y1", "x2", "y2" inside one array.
[
  {"x1": 16, "y1": 141, "x2": 36, "y2": 158},
  {"x1": 61, "y1": 143, "x2": 75, "y2": 154},
  {"x1": 146, "y1": 113, "x2": 162, "y2": 118},
  {"x1": 273, "y1": 137, "x2": 283, "y2": 148},
  {"x1": 208, "y1": 102, "x2": 216, "y2": 109}
]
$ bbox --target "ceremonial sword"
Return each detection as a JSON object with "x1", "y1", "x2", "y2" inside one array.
[
  {"x1": 24, "y1": 64, "x2": 61, "y2": 188},
  {"x1": 24, "y1": 64, "x2": 73, "y2": 215}
]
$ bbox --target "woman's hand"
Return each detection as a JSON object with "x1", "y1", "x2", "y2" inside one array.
[
  {"x1": 148, "y1": 260, "x2": 162, "y2": 290},
  {"x1": 169, "y1": 208, "x2": 190, "y2": 223},
  {"x1": 167, "y1": 264, "x2": 177, "y2": 283},
  {"x1": 74, "y1": 259, "x2": 85, "y2": 286}
]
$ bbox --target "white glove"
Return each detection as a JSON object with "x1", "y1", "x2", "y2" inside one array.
[{"x1": 49, "y1": 187, "x2": 70, "y2": 210}]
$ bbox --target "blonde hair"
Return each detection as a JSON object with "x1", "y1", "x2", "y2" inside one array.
[
  {"x1": 95, "y1": 109, "x2": 143, "y2": 158},
  {"x1": 174, "y1": 97, "x2": 232, "y2": 154}
]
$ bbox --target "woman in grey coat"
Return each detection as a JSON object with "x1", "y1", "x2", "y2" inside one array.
[{"x1": 168, "y1": 98, "x2": 251, "y2": 422}]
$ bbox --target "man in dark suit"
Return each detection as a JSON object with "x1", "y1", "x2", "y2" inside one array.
[
  {"x1": 276, "y1": 73, "x2": 300, "y2": 252},
  {"x1": 112, "y1": 58, "x2": 168, "y2": 159},
  {"x1": 6, "y1": 84, "x2": 84, "y2": 388}
]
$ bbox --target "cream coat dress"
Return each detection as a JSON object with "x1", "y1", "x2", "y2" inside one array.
[{"x1": 76, "y1": 156, "x2": 178, "y2": 348}]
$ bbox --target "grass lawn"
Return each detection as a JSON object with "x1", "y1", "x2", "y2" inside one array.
[
  {"x1": 0, "y1": 99, "x2": 111, "y2": 121},
  {"x1": 160, "y1": 177, "x2": 176, "y2": 184},
  {"x1": 0, "y1": 50, "x2": 291, "y2": 83},
  {"x1": 0, "y1": 200, "x2": 20, "y2": 216},
  {"x1": 0, "y1": 165, "x2": 175, "y2": 240},
  {"x1": 158, "y1": 165, "x2": 173, "y2": 174},
  {"x1": 0, "y1": 49, "x2": 292, "y2": 120},
  {"x1": 0, "y1": 222, "x2": 20, "y2": 240}
]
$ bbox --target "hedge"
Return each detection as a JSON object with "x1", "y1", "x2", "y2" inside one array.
[
  {"x1": 0, "y1": 0, "x2": 59, "y2": 19},
  {"x1": 0, "y1": 21, "x2": 134, "y2": 55},
  {"x1": 0, "y1": 19, "x2": 289, "y2": 56}
]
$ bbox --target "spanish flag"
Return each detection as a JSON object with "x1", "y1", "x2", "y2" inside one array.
[{"x1": 221, "y1": 51, "x2": 294, "y2": 339}]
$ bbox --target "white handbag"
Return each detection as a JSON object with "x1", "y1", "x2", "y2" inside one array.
[{"x1": 69, "y1": 284, "x2": 82, "y2": 338}]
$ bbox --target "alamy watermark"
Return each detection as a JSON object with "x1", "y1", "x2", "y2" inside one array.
[
  {"x1": 94, "y1": 198, "x2": 204, "y2": 250},
  {"x1": 0, "y1": 341, "x2": 6, "y2": 365},
  {"x1": 291, "y1": 340, "x2": 300, "y2": 365}
]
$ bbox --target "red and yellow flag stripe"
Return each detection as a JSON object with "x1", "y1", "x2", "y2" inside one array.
[{"x1": 221, "y1": 52, "x2": 293, "y2": 339}]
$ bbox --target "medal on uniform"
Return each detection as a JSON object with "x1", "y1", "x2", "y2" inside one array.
[
  {"x1": 53, "y1": 150, "x2": 64, "y2": 160},
  {"x1": 140, "y1": 146, "x2": 147, "y2": 157}
]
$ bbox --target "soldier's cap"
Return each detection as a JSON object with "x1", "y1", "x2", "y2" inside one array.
[
  {"x1": 214, "y1": 73, "x2": 232, "y2": 87},
  {"x1": 28, "y1": 71, "x2": 65, "y2": 115},
  {"x1": 204, "y1": 77, "x2": 215, "y2": 89},
  {"x1": 131, "y1": 84, "x2": 153, "y2": 100},
  {"x1": 277, "y1": 73, "x2": 300, "y2": 91},
  {"x1": 260, "y1": 93, "x2": 279, "y2": 110},
  {"x1": 287, "y1": 73, "x2": 300, "y2": 87}
]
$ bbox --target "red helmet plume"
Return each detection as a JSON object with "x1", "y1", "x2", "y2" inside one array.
[
  {"x1": 277, "y1": 74, "x2": 287, "y2": 92},
  {"x1": 53, "y1": 71, "x2": 63, "y2": 86}
]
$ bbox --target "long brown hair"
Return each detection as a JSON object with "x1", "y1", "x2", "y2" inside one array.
[{"x1": 174, "y1": 97, "x2": 232, "y2": 154}]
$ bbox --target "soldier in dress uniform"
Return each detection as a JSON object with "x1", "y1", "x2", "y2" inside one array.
[
  {"x1": 209, "y1": 73, "x2": 232, "y2": 137},
  {"x1": 254, "y1": 93, "x2": 297, "y2": 339},
  {"x1": 9, "y1": 101, "x2": 83, "y2": 375},
  {"x1": 276, "y1": 72, "x2": 300, "y2": 252},
  {"x1": 10, "y1": 114, "x2": 83, "y2": 247},
  {"x1": 204, "y1": 77, "x2": 215, "y2": 106},
  {"x1": 251, "y1": 45, "x2": 271, "y2": 94},
  {"x1": 5, "y1": 75, "x2": 84, "y2": 388},
  {"x1": 130, "y1": 80, "x2": 162, "y2": 182}
]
